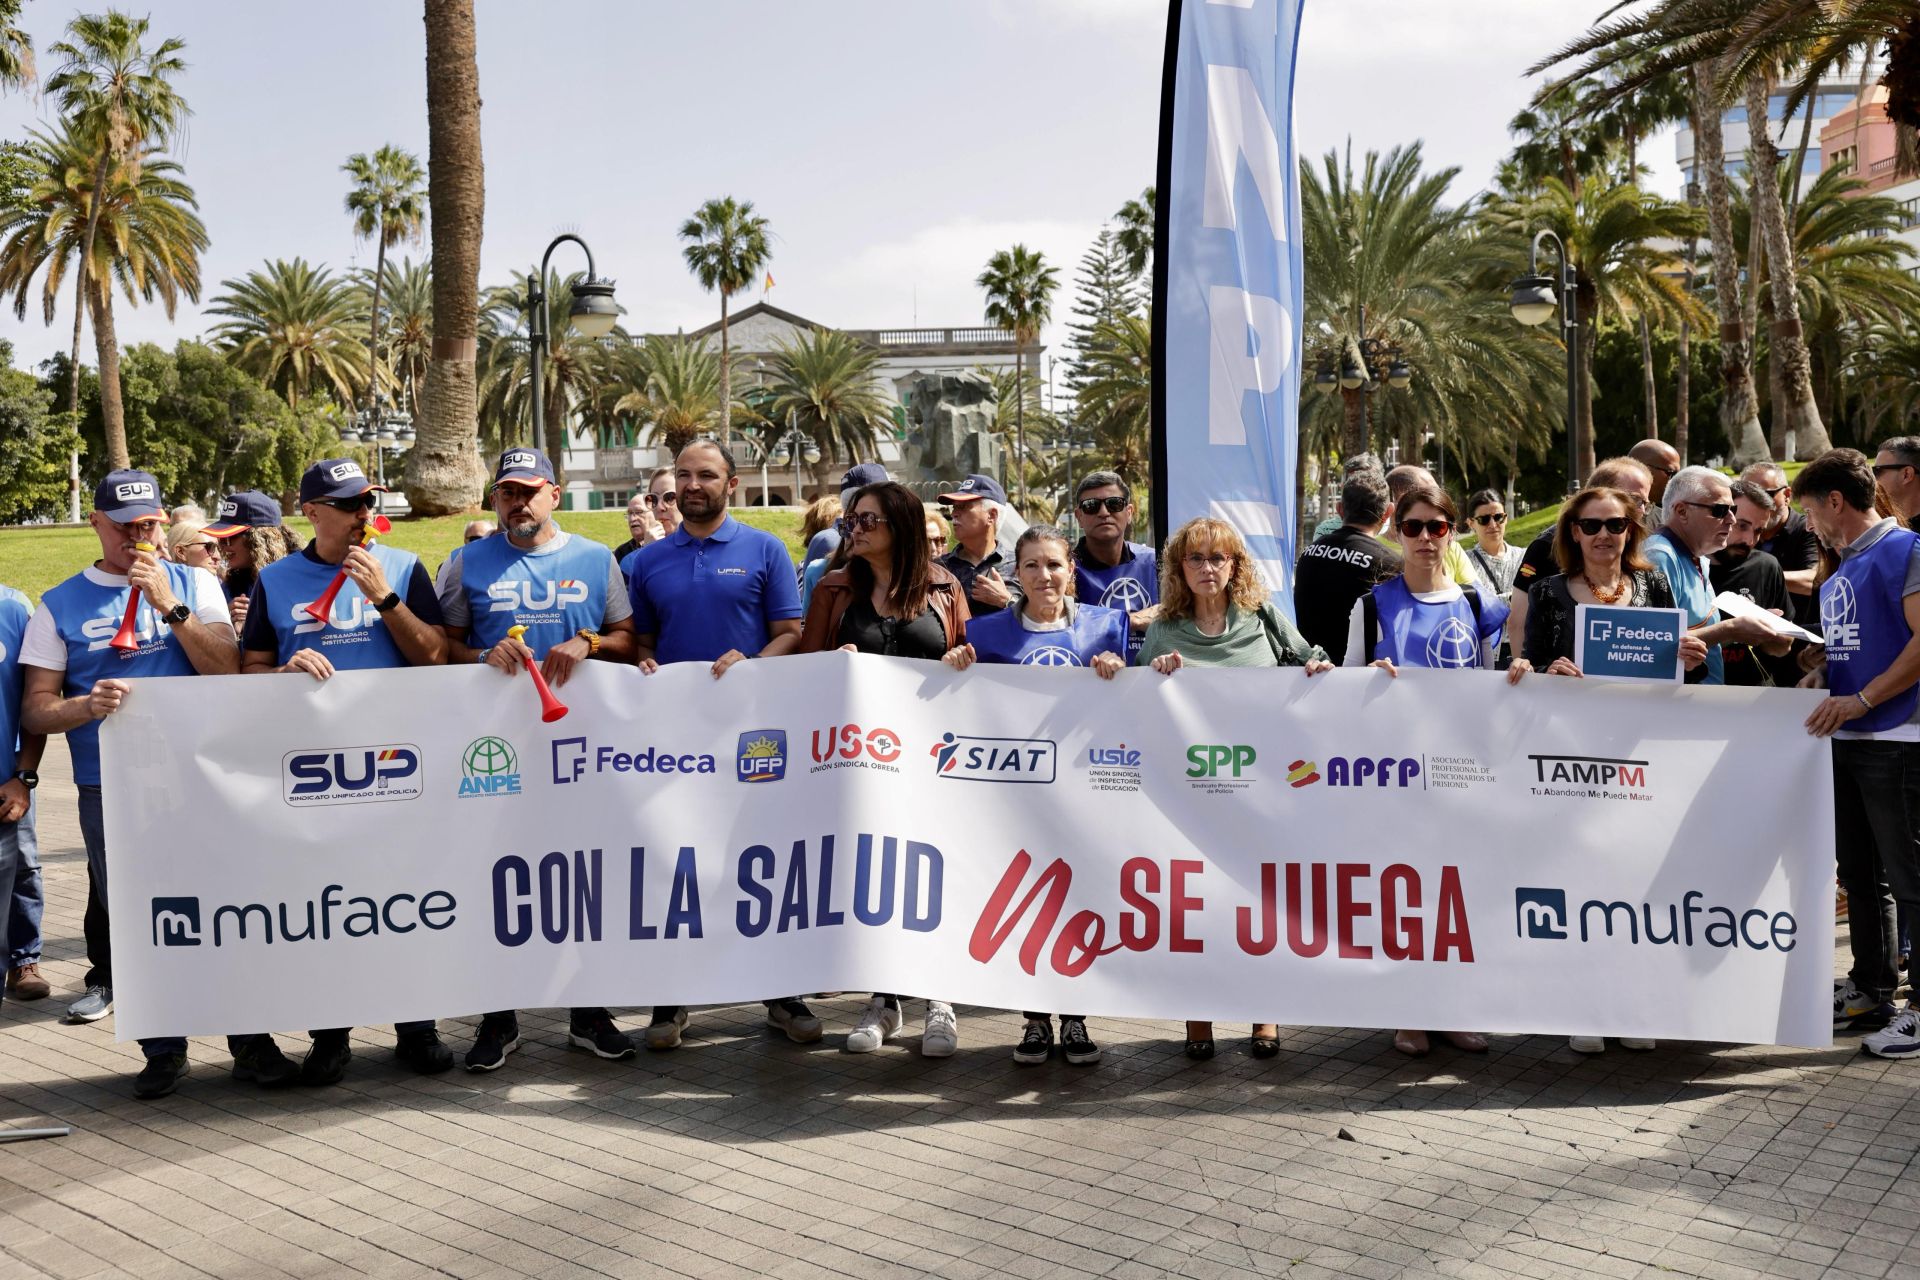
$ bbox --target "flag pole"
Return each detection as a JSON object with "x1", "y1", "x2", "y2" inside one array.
[{"x1": 1148, "y1": 0, "x2": 1184, "y2": 552}]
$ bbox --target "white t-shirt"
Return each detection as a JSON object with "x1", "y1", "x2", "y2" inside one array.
[{"x1": 20, "y1": 564, "x2": 230, "y2": 672}]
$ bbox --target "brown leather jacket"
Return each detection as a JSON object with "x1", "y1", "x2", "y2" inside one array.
[{"x1": 798, "y1": 561, "x2": 970, "y2": 653}]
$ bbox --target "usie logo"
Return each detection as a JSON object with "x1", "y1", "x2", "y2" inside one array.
[
  {"x1": 1087, "y1": 745, "x2": 1140, "y2": 768},
  {"x1": 152, "y1": 897, "x2": 202, "y2": 946},
  {"x1": 930, "y1": 733, "x2": 1056, "y2": 783},
  {"x1": 282, "y1": 744, "x2": 422, "y2": 806}
]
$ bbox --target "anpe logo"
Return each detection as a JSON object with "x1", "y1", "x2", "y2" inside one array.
[
  {"x1": 486, "y1": 580, "x2": 589, "y2": 613},
  {"x1": 1099, "y1": 577, "x2": 1152, "y2": 614},
  {"x1": 737, "y1": 730, "x2": 788, "y2": 783},
  {"x1": 283, "y1": 744, "x2": 422, "y2": 806},
  {"x1": 153, "y1": 897, "x2": 202, "y2": 946},
  {"x1": 459, "y1": 736, "x2": 522, "y2": 798},
  {"x1": 550, "y1": 736, "x2": 718, "y2": 784},
  {"x1": 1186, "y1": 744, "x2": 1255, "y2": 778},
  {"x1": 930, "y1": 733, "x2": 1057, "y2": 783},
  {"x1": 1515, "y1": 888, "x2": 1568, "y2": 939},
  {"x1": 1515, "y1": 887, "x2": 1798, "y2": 951},
  {"x1": 1822, "y1": 576, "x2": 1859, "y2": 651},
  {"x1": 1424, "y1": 617, "x2": 1480, "y2": 668},
  {"x1": 1287, "y1": 759, "x2": 1320, "y2": 787}
]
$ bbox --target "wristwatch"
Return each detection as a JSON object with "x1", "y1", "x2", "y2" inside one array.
[
  {"x1": 576, "y1": 628, "x2": 601, "y2": 656},
  {"x1": 14, "y1": 769, "x2": 37, "y2": 791},
  {"x1": 373, "y1": 591, "x2": 402, "y2": 613},
  {"x1": 163, "y1": 602, "x2": 192, "y2": 626}
]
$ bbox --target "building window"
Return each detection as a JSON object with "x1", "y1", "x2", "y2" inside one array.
[
  {"x1": 1901, "y1": 197, "x2": 1920, "y2": 229},
  {"x1": 1831, "y1": 146, "x2": 1856, "y2": 174}
]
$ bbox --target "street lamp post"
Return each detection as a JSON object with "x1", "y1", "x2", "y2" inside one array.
[
  {"x1": 763, "y1": 424, "x2": 821, "y2": 507},
  {"x1": 526, "y1": 233, "x2": 619, "y2": 449},
  {"x1": 339, "y1": 397, "x2": 416, "y2": 513},
  {"x1": 1509, "y1": 229, "x2": 1581, "y2": 494},
  {"x1": 1310, "y1": 307, "x2": 1414, "y2": 459}
]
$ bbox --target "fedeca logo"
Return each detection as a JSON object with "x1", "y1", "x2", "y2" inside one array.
[
  {"x1": 153, "y1": 897, "x2": 203, "y2": 946},
  {"x1": 551, "y1": 736, "x2": 718, "y2": 784},
  {"x1": 283, "y1": 744, "x2": 422, "y2": 806},
  {"x1": 1514, "y1": 887, "x2": 1798, "y2": 951},
  {"x1": 737, "y1": 730, "x2": 787, "y2": 783},
  {"x1": 930, "y1": 733, "x2": 1057, "y2": 783},
  {"x1": 459, "y1": 736, "x2": 522, "y2": 798}
]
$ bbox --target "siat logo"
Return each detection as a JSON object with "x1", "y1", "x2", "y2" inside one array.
[
  {"x1": 486, "y1": 580, "x2": 590, "y2": 613},
  {"x1": 283, "y1": 744, "x2": 422, "y2": 806},
  {"x1": 1424, "y1": 617, "x2": 1480, "y2": 668},
  {"x1": 930, "y1": 733, "x2": 1057, "y2": 783}
]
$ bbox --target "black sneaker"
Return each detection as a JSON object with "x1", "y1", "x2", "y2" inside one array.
[
  {"x1": 133, "y1": 1053, "x2": 188, "y2": 1100},
  {"x1": 1060, "y1": 1017, "x2": 1102, "y2": 1065},
  {"x1": 231, "y1": 1036, "x2": 300, "y2": 1088},
  {"x1": 766, "y1": 998, "x2": 825, "y2": 1043},
  {"x1": 395, "y1": 1028, "x2": 455, "y2": 1075},
  {"x1": 301, "y1": 1033, "x2": 353, "y2": 1086},
  {"x1": 1013, "y1": 1017, "x2": 1054, "y2": 1065},
  {"x1": 465, "y1": 1015, "x2": 520, "y2": 1072},
  {"x1": 568, "y1": 1014, "x2": 636, "y2": 1060}
]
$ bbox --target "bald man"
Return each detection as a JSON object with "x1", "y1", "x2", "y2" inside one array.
[{"x1": 1629, "y1": 439, "x2": 1682, "y2": 523}]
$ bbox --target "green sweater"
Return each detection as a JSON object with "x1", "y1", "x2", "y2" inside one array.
[{"x1": 1137, "y1": 602, "x2": 1328, "y2": 669}]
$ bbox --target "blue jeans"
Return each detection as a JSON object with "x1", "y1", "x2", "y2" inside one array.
[
  {"x1": 1833, "y1": 740, "x2": 1920, "y2": 1004},
  {"x1": 78, "y1": 785, "x2": 186, "y2": 1060},
  {"x1": 4, "y1": 797, "x2": 41, "y2": 969}
]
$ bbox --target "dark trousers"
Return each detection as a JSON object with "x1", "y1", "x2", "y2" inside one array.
[
  {"x1": 1833, "y1": 740, "x2": 1920, "y2": 1003},
  {"x1": 79, "y1": 785, "x2": 185, "y2": 1059},
  {"x1": 228, "y1": 1022, "x2": 433, "y2": 1057},
  {"x1": 1022, "y1": 1012, "x2": 1084, "y2": 1021}
]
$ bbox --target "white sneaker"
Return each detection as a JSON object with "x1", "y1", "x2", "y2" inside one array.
[
  {"x1": 1619, "y1": 1038, "x2": 1656, "y2": 1051},
  {"x1": 1568, "y1": 1036, "x2": 1606, "y2": 1054},
  {"x1": 1864, "y1": 1005, "x2": 1920, "y2": 1059},
  {"x1": 844, "y1": 997, "x2": 901, "y2": 1053},
  {"x1": 921, "y1": 1001, "x2": 957, "y2": 1058}
]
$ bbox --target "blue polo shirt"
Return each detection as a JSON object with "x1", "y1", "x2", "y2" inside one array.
[
  {"x1": 628, "y1": 514, "x2": 802, "y2": 665},
  {"x1": 1645, "y1": 528, "x2": 1724, "y2": 685}
]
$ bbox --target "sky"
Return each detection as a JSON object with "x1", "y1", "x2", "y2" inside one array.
[{"x1": 0, "y1": 0, "x2": 1680, "y2": 375}]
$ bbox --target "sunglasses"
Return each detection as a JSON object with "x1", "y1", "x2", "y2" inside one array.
[
  {"x1": 1761, "y1": 485, "x2": 1789, "y2": 498},
  {"x1": 316, "y1": 495, "x2": 375, "y2": 513},
  {"x1": 1678, "y1": 500, "x2": 1735, "y2": 520},
  {"x1": 643, "y1": 493, "x2": 678, "y2": 507},
  {"x1": 846, "y1": 511, "x2": 889, "y2": 532},
  {"x1": 1472, "y1": 512, "x2": 1507, "y2": 526},
  {"x1": 1874, "y1": 463, "x2": 1912, "y2": 477},
  {"x1": 1078, "y1": 496, "x2": 1129, "y2": 516},
  {"x1": 1397, "y1": 518, "x2": 1452, "y2": 540},
  {"x1": 1573, "y1": 517, "x2": 1632, "y2": 536}
]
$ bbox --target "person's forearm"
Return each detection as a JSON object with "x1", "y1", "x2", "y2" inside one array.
[
  {"x1": 591, "y1": 631, "x2": 637, "y2": 664},
  {"x1": 1861, "y1": 635, "x2": 1920, "y2": 710},
  {"x1": 15, "y1": 732, "x2": 44, "y2": 774},
  {"x1": 444, "y1": 627, "x2": 485, "y2": 664},
  {"x1": 1783, "y1": 568, "x2": 1815, "y2": 597},
  {"x1": 172, "y1": 617, "x2": 240, "y2": 675},
  {"x1": 241, "y1": 649, "x2": 280, "y2": 675},
  {"x1": 22, "y1": 693, "x2": 96, "y2": 736},
  {"x1": 383, "y1": 606, "x2": 446, "y2": 666},
  {"x1": 758, "y1": 630, "x2": 801, "y2": 659}
]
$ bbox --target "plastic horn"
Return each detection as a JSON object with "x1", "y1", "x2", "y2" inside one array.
[
  {"x1": 506, "y1": 624, "x2": 569, "y2": 723},
  {"x1": 109, "y1": 542, "x2": 157, "y2": 651},
  {"x1": 303, "y1": 513, "x2": 393, "y2": 624}
]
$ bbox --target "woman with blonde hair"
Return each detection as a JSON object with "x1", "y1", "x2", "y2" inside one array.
[
  {"x1": 164, "y1": 519, "x2": 222, "y2": 575},
  {"x1": 1140, "y1": 516, "x2": 1331, "y2": 1062}
]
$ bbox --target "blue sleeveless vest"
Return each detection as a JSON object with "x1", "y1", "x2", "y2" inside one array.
[
  {"x1": 1075, "y1": 541, "x2": 1158, "y2": 660},
  {"x1": 41, "y1": 561, "x2": 204, "y2": 785},
  {"x1": 1823, "y1": 525, "x2": 1920, "y2": 733},
  {"x1": 1369, "y1": 577, "x2": 1508, "y2": 670},
  {"x1": 966, "y1": 603, "x2": 1128, "y2": 668},
  {"x1": 257, "y1": 544, "x2": 419, "y2": 670},
  {"x1": 0, "y1": 585, "x2": 31, "y2": 779},
  {"x1": 455, "y1": 531, "x2": 611, "y2": 658}
]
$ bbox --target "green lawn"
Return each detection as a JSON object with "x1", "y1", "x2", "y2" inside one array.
[{"x1": 0, "y1": 509, "x2": 805, "y2": 604}]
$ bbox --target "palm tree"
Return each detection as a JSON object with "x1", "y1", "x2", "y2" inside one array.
[
  {"x1": 1689, "y1": 56, "x2": 1771, "y2": 466},
  {"x1": 679, "y1": 196, "x2": 771, "y2": 448},
  {"x1": 409, "y1": 0, "x2": 487, "y2": 515},
  {"x1": 343, "y1": 145, "x2": 426, "y2": 437},
  {"x1": 1066, "y1": 313, "x2": 1152, "y2": 490},
  {"x1": 475, "y1": 270, "x2": 628, "y2": 478},
  {"x1": 762, "y1": 328, "x2": 891, "y2": 488},
  {"x1": 977, "y1": 244, "x2": 1059, "y2": 510},
  {"x1": 1114, "y1": 186, "x2": 1155, "y2": 281},
  {"x1": 0, "y1": 126, "x2": 206, "y2": 468},
  {"x1": 617, "y1": 333, "x2": 721, "y2": 459},
  {"x1": 1507, "y1": 81, "x2": 1612, "y2": 192},
  {"x1": 206, "y1": 258, "x2": 370, "y2": 409},
  {"x1": 355, "y1": 256, "x2": 432, "y2": 417},
  {"x1": 0, "y1": 0, "x2": 32, "y2": 92},
  {"x1": 44, "y1": 11, "x2": 190, "y2": 470}
]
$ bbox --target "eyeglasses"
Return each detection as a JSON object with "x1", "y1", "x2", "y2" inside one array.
[
  {"x1": 1397, "y1": 518, "x2": 1452, "y2": 540},
  {"x1": 1183, "y1": 553, "x2": 1231, "y2": 569},
  {"x1": 1472, "y1": 512, "x2": 1507, "y2": 526},
  {"x1": 316, "y1": 495, "x2": 375, "y2": 513},
  {"x1": 846, "y1": 511, "x2": 890, "y2": 532},
  {"x1": 643, "y1": 492, "x2": 677, "y2": 507},
  {"x1": 1572, "y1": 517, "x2": 1632, "y2": 536},
  {"x1": 1078, "y1": 496, "x2": 1129, "y2": 516},
  {"x1": 463, "y1": 532, "x2": 488, "y2": 543},
  {"x1": 1677, "y1": 500, "x2": 1735, "y2": 520},
  {"x1": 1874, "y1": 463, "x2": 1912, "y2": 477},
  {"x1": 1761, "y1": 485, "x2": 1789, "y2": 498}
]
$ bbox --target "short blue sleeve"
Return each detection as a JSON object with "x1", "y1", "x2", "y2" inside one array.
[
  {"x1": 763, "y1": 536, "x2": 803, "y2": 621},
  {"x1": 627, "y1": 548, "x2": 660, "y2": 636}
]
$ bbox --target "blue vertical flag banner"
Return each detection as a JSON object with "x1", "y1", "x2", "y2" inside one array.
[{"x1": 1150, "y1": 0, "x2": 1306, "y2": 598}]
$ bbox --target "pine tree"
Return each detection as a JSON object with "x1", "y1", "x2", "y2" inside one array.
[{"x1": 1065, "y1": 228, "x2": 1142, "y2": 396}]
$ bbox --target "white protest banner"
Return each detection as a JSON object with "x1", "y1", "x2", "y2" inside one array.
[{"x1": 104, "y1": 657, "x2": 1833, "y2": 1046}]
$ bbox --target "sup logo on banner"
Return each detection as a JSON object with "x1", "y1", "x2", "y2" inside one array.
[
  {"x1": 459, "y1": 736, "x2": 522, "y2": 798},
  {"x1": 930, "y1": 734, "x2": 1057, "y2": 784},
  {"x1": 737, "y1": 730, "x2": 787, "y2": 782},
  {"x1": 282, "y1": 744, "x2": 422, "y2": 806}
]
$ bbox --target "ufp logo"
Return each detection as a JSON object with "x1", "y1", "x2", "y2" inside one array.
[
  {"x1": 152, "y1": 896, "x2": 202, "y2": 947},
  {"x1": 1186, "y1": 744, "x2": 1255, "y2": 778},
  {"x1": 486, "y1": 580, "x2": 589, "y2": 612},
  {"x1": 738, "y1": 730, "x2": 788, "y2": 783},
  {"x1": 1515, "y1": 888, "x2": 1569, "y2": 939},
  {"x1": 459, "y1": 736, "x2": 521, "y2": 798},
  {"x1": 283, "y1": 744, "x2": 422, "y2": 806},
  {"x1": 930, "y1": 733, "x2": 1056, "y2": 783}
]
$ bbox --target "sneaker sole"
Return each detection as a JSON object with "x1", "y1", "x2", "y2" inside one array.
[
  {"x1": 1012, "y1": 1047, "x2": 1051, "y2": 1065},
  {"x1": 464, "y1": 1034, "x2": 521, "y2": 1072},
  {"x1": 767, "y1": 1019, "x2": 825, "y2": 1044},
  {"x1": 1063, "y1": 1049, "x2": 1102, "y2": 1065},
  {"x1": 567, "y1": 1031, "x2": 636, "y2": 1061},
  {"x1": 644, "y1": 1030, "x2": 684, "y2": 1051},
  {"x1": 65, "y1": 1005, "x2": 113, "y2": 1024},
  {"x1": 921, "y1": 1040, "x2": 957, "y2": 1059},
  {"x1": 1864, "y1": 1041, "x2": 1920, "y2": 1059},
  {"x1": 1838, "y1": 1012, "x2": 1895, "y2": 1032}
]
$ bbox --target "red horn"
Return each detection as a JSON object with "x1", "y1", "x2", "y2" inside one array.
[
  {"x1": 304, "y1": 514, "x2": 390, "y2": 624},
  {"x1": 507, "y1": 624, "x2": 569, "y2": 722},
  {"x1": 110, "y1": 542, "x2": 156, "y2": 651}
]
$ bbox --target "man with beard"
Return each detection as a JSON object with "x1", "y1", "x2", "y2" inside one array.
[
  {"x1": 439, "y1": 447, "x2": 640, "y2": 1072},
  {"x1": 1629, "y1": 439, "x2": 1682, "y2": 526},
  {"x1": 1741, "y1": 461, "x2": 1820, "y2": 628},
  {"x1": 625, "y1": 439, "x2": 814, "y2": 1051},
  {"x1": 1711, "y1": 479, "x2": 1801, "y2": 687}
]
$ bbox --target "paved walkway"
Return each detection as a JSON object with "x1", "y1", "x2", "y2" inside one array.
[{"x1": 2, "y1": 748, "x2": 1915, "y2": 1280}]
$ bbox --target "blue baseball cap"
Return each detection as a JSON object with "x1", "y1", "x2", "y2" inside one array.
[
  {"x1": 299, "y1": 458, "x2": 384, "y2": 504},
  {"x1": 94, "y1": 470, "x2": 166, "y2": 523},
  {"x1": 939, "y1": 474, "x2": 1007, "y2": 505},
  {"x1": 203, "y1": 490, "x2": 283, "y2": 537},
  {"x1": 839, "y1": 462, "x2": 888, "y2": 492},
  {"x1": 493, "y1": 447, "x2": 557, "y2": 488}
]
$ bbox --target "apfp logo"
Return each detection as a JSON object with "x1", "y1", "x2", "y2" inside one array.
[
  {"x1": 282, "y1": 744, "x2": 422, "y2": 806},
  {"x1": 1515, "y1": 888, "x2": 1569, "y2": 939},
  {"x1": 152, "y1": 896, "x2": 202, "y2": 946},
  {"x1": 459, "y1": 736, "x2": 521, "y2": 797},
  {"x1": 930, "y1": 733, "x2": 1057, "y2": 783},
  {"x1": 1287, "y1": 759, "x2": 1321, "y2": 787},
  {"x1": 737, "y1": 730, "x2": 788, "y2": 783},
  {"x1": 1425, "y1": 617, "x2": 1480, "y2": 668}
]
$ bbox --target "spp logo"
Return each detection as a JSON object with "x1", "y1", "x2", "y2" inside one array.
[
  {"x1": 152, "y1": 897, "x2": 202, "y2": 946},
  {"x1": 283, "y1": 744, "x2": 422, "y2": 806},
  {"x1": 459, "y1": 736, "x2": 522, "y2": 798},
  {"x1": 1822, "y1": 576, "x2": 1859, "y2": 652},
  {"x1": 486, "y1": 580, "x2": 589, "y2": 613},
  {"x1": 810, "y1": 724, "x2": 902, "y2": 765},
  {"x1": 1186, "y1": 744, "x2": 1255, "y2": 779},
  {"x1": 738, "y1": 730, "x2": 787, "y2": 783},
  {"x1": 1515, "y1": 888, "x2": 1568, "y2": 939},
  {"x1": 930, "y1": 733, "x2": 1056, "y2": 783},
  {"x1": 292, "y1": 596, "x2": 381, "y2": 637},
  {"x1": 114, "y1": 480, "x2": 157, "y2": 502},
  {"x1": 327, "y1": 461, "x2": 364, "y2": 482},
  {"x1": 1424, "y1": 617, "x2": 1480, "y2": 668}
]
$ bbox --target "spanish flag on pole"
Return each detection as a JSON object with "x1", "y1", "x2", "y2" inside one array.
[{"x1": 763, "y1": 272, "x2": 776, "y2": 294}]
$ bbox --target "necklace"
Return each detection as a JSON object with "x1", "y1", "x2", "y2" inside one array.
[{"x1": 1583, "y1": 572, "x2": 1628, "y2": 604}]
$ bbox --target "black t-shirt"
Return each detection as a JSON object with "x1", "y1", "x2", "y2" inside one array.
[
  {"x1": 1709, "y1": 547, "x2": 1800, "y2": 687},
  {"x1": 1514, "y1": 529, "x2": 1559, "y2": 596},
  {"x1": 1757, "y1": 510, "x2": 1819, "y2": 627},
  {"x1": 835, "y1": 596, "x2": 947, "y2": 659},
  {"x1": 242, "y1": 545, "x2": 443, "y2": 656},
  {"x1": 612, "y1": 537, "x2": 640, "y2": 562},
  {"x1": 1292, "y1": 526, "x2": 1401, "y2": 665},
  {"x1": 937, "y1": 548, "x2": 1010, "y2": 618}
]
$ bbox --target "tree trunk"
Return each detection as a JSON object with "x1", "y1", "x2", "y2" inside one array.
[
  {"x1": 1744, "y1": 72, "x2": 1831, "y2": 461},
  {"x1": 1675, "y1": 317, "x2": 1691, "y2": 463},
  {"x1": 409, "y1": 0, "x2": 488, "y2": 515},
  {"x1": 366, "y1": 234, "x2": 388, "y2": 428},
  {"x1": 1692, "y1": 58, "x2": 1769, "y2": 467},
  {"x1": 74, "y1": 147, "x2": 133, "y2": 471},
  {"x1": 1576, "y1": 297, "x2": 1597, "y2": 480},
  {"x1": 1639, "y1": 315, "x2": 1658, "y2": 437},
  {"x1": 1014, "y1": 343, "x2": 1028, "y2": 511},
  {"x1": 88, "y1": 277, "x2": 125, "y2": 471},
  {"x1": 1339, "y1": 387, "x2": 1366, "y2": 459},
  {"x1": 718, "y1": 290, "x2": 732, "y2": 448}
]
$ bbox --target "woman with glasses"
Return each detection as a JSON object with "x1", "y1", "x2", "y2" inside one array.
[
  {"x1": 1346, "y1": 486, "x2": 1526, "y2": 1057},
  {"x1": 1462, "y1": 489, "x2": 1523, "y2": 599},
  {"x1": 799, "y1": 480, "x2": 970, "y2": 1058},
  {"x1": 165, "y1": 520, "x2": 222, "y2": 575},
  {"x1": 1141, "y1": 516, "x2": 1331, "y2": 1062}
]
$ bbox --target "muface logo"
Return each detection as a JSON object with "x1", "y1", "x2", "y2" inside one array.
[
  {"x1": 1425, "y1": 617, "x2": 1480, "y2": 668},
  {"x1": 1514, "y1": 887, "x2": 1797, "y2": 951},
  {"x1": 1515, "y1": 888, "x2": 1568, "y2": 939},
  {"x1": 292, "y1": 597, "x2": 381, "y2": 637},
  {"x1": 153, "y1": 897, "x2": 203, "y2": 946},
  {"x1": 1822, "y1": 575, "x2": 1859, "y2": 652},
  {"x1": 486, "y1": 580, "x2": 589, "y2": 613},
  {"x1": 931, "y1": 733, "x2": 1057, "y2": 783},
  {"x1": 1186, "y1": 744, "x2": 1255, "y2": 778},
  {"x1": 283, "y1": 744, "x2": 422, "y2": 806},
  {"x1": 550, "y1": 736, "x2": 717, "y2": 784},
  {"x1": 459, "y1": 736, "x2": 522, "y2": 797},
  {"x1": 738, "y1": 730, "x2": 788, "y2": 783},
  {"x1": 809, "y1": 724, "x2": 903, "y2": 768}
]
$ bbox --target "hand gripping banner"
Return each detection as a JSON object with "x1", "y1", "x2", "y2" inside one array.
[{"x1": 106, "y1": 657, "x2": 1832, "y2": 1046}]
